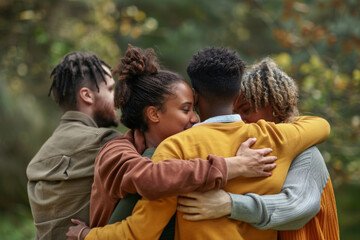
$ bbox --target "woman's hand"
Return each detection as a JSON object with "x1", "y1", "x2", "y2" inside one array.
[
  {"x1": 177, "y1": 189, "x2": 232, "y2": 221},
  {"x1": 225, "y1": 138, "x2": 277, "y2": 179},
  {"x1": 66, "y1": 219, "x2": 91, "y2": 240}
]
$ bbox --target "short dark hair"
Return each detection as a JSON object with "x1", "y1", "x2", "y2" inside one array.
[
  {"x1": 187, "y1": 47, "x2": 246, "y2": 99},
  {"x1": 48, "y1": 52, "x2": 111, "y2": 110},
  {"x1": 112, "y1": 44, "x2": 183, "y2": 131}
]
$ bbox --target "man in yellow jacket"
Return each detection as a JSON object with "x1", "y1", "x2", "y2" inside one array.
[{"x1": 72, "y1": 47, "x2": 330, "y2": 240}]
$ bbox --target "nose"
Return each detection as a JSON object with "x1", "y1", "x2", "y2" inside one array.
[{"x1": 190, "y1": 112, "x2": 199, "y2": 124}]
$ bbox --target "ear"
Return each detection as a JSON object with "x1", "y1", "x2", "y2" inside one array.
[
  {"x1": 145, "y1": 106, "x2": 160, "y2": 124},
  {"x1": 233, "y1": 90, "x2": 242, "y2": 110},
  {"x1": 192, "y1": 88, "x2": 199, "y2": 107},
  {"x1": 78, "y1": 87, "x2": 95, "y2": 105}
]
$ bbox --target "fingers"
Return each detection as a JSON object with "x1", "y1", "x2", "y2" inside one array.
[
  {"x1": 243, "y1": 138, "x2": 257, "y2": 148},
  {"x1": 261, "y1": 156, "x2": 277, "y2": 164},
  {"x1": 177, "y1": 205, "x2": 199, "y2": 214},
  {"x1": 263, "y1": 163, "x2": 277, "y2": 172},
  {"x1": 70, "y1": 219, "x2": 84, "y2": 225},
  {"x1": 236, "y1": 138, "x2": 256, "y2": 155},
  {"x1": 182, "y1": 213, "x2": 206, "y2": 221},
  {"x1": 252, "y1": 162, "x2": 277, "y2": 177},
  {"x1": 255, "y1": 171, "x2": 272, "y2": 177},
  {"x1": 237, "y1": 138, "x2": 274, "y2": 157},
  {"x1": 178, "y1": 197, "x2": 198, "y2": 207},
  {"x1": 256, "y1": 148, "x2": 273, "y2": 156}
]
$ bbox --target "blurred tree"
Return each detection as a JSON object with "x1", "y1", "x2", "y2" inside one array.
[
  {"x1": 0, "y1": 0, "x2": 359, "y2": 238},
  {"x1": 259, "y1": 0, "x2": 360, "y2": 186}
]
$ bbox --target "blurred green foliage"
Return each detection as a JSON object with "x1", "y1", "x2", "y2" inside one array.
[
  {"x1": 0, "y1": 0, "x2": 359, "y2": 239},
  {"x1": 0, "y1": 206, "x2": 36, "y2": 240}
]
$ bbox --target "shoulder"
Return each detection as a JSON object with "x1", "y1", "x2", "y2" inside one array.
[
  {"x1": 94, "y1": 127, "x2": 122, "y2": 145},
  {"x1": 292, "y1": 146, "x2": 328, "y2": 174},
  {"x1": 152, "y1": 128, "x2": 197, "y2": 161},
  {"x1": 98, "y1": 130, "x2": 135, "y2": 153},
  {"x1": 296, "y1": 146, "x2": 322, "y2": 158}
]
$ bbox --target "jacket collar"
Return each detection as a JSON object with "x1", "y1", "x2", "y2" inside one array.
[
  {"x1": 60, "y1": 111, "x2": 98, "y2": 128},
  {"x1": 194, "y1": 114, "x2": 242, "y2": 126}
]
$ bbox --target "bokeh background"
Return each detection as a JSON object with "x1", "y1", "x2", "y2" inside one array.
[{"x1": 1, "y1": 0, "x2": 359, "y2": 239}]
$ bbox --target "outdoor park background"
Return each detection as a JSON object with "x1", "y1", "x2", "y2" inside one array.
[{"x1": 0, "y1": 0, "x2": 359, "y2": 239}]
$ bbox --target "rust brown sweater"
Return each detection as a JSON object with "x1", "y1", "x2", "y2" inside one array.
[{"x1": 89, "y1": 130, "x2": 228, "y2": 227}]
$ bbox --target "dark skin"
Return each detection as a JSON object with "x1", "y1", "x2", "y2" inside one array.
[
  {"x1": 193, "y1": 90, "x2": 238, "y2": 122},
  {"x1": 66, "y1": 90, "x2": 277, "y2": 239},
  {"x1": 67, "y1": 219, "x2": 90, "y2": 240}
]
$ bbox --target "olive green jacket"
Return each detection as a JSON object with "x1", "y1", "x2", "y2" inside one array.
[{"x1": 26, "y1": 111, "x2": 120, "y2": 240}]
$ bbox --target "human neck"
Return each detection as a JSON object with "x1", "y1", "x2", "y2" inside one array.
[
  {"x1": 76, "y1": 104, "x2": 94, "y2": 120},
  {"x1": 198, "y1": 100, "x2": 235, "y2": 122},
  {"x1": 143, "y1": 131, "x2": 161, "y2": 148}
]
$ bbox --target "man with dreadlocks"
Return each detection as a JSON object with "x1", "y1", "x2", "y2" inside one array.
[{"x1": 26, "y1": 52, "x2": 121, "y2": 239}]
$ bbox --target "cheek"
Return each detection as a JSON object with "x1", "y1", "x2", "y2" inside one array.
[
  {"x1": 162, "y1": 122, "x2": 183, "y2": 139},
  {"x1": 183, "y1": 113, "x2": 195, "y2": 124},
  {"x1": 107, "y1": 92, "x2": 114, "y2": 105},
  {"x1": 104, "y1": 96, "x2": 114, "y2": 108},
  {"x1": 172, "y1": 113, "x2": 192, "y2": 130},
  {"x1": 247, "y1": 113, "x2": 262, "y2": 123}
]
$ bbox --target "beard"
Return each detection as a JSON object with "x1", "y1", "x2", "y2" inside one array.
[{"x1": 93, "y1": 102, "x2": 119, "y2": 128}]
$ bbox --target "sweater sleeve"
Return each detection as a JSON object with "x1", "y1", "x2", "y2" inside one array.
[
  {"x1": 85, "y1": 116, "x2": 331, "y2": 240},
  {"x1": 253, "y1": 116, "x2": 330, "y2": 158},
  {"x1": 86, "y1": 197, "x2": 177, "y2": 240},
  {"x1": 228, "y1": 146, "x2": 329, "y2": 230},
  {"x1": 97, "y1": 130, "x2": 227, "y2": 200}
]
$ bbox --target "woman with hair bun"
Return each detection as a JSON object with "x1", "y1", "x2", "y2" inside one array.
[{"x1": 66, "y1": 46, "x2": 277, "y2": 240}]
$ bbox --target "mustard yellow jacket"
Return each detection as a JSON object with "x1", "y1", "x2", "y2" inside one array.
[{"x1": 87, "y1": 116, "x2": 330, "y2": 240}]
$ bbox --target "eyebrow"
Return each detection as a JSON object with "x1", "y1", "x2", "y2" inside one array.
[{"x1": 181, "y1": 102, "x2": 192, "y2": 105}]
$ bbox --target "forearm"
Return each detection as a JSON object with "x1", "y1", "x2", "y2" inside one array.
[
  {"x1": 86, "y1": 222, "x2": 134, "y2": 240},
  {"x1": 229, "y1": 189, "x2": 320, "y2": 230},
  {"x1": 86, "y1": 197, "x2": 177, "y2": 240},
  {"x1": 279, "y1": 116, "x2": 330, "y2": 157},
  {"x1": 127, "y1": 155, "x2": 227, "y2": 200},
  {"x1": 100, "y1": 138, "x2": 227, "y2": 200},
  {"x1": 229, "y1": 147, "x2": 327, "y2": 230}
]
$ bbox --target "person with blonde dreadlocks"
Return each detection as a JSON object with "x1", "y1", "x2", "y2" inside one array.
[{"x1": 178, "y1": 58, "x2": 339, "y2": 240}]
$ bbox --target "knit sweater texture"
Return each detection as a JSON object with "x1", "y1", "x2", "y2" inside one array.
[
  {"x1": 89, "y1": 130, "x2": 228, "y2": 227},
  {"x1": 86, "y1": 116, "x2": 330, "y2": 240}
]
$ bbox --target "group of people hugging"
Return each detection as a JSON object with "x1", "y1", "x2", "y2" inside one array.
[{"x1": 26, "y1": 44, "x2": 339, "y2": 240}]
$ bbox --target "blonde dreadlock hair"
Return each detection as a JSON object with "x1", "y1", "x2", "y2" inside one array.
[{"x1": 240, "y1": 57, "x2": 299, "y2": 123}]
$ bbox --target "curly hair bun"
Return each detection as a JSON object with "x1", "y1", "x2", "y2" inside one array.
[{"x1": 113, "y1": 44, "x2": 160, "y2": 83}]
